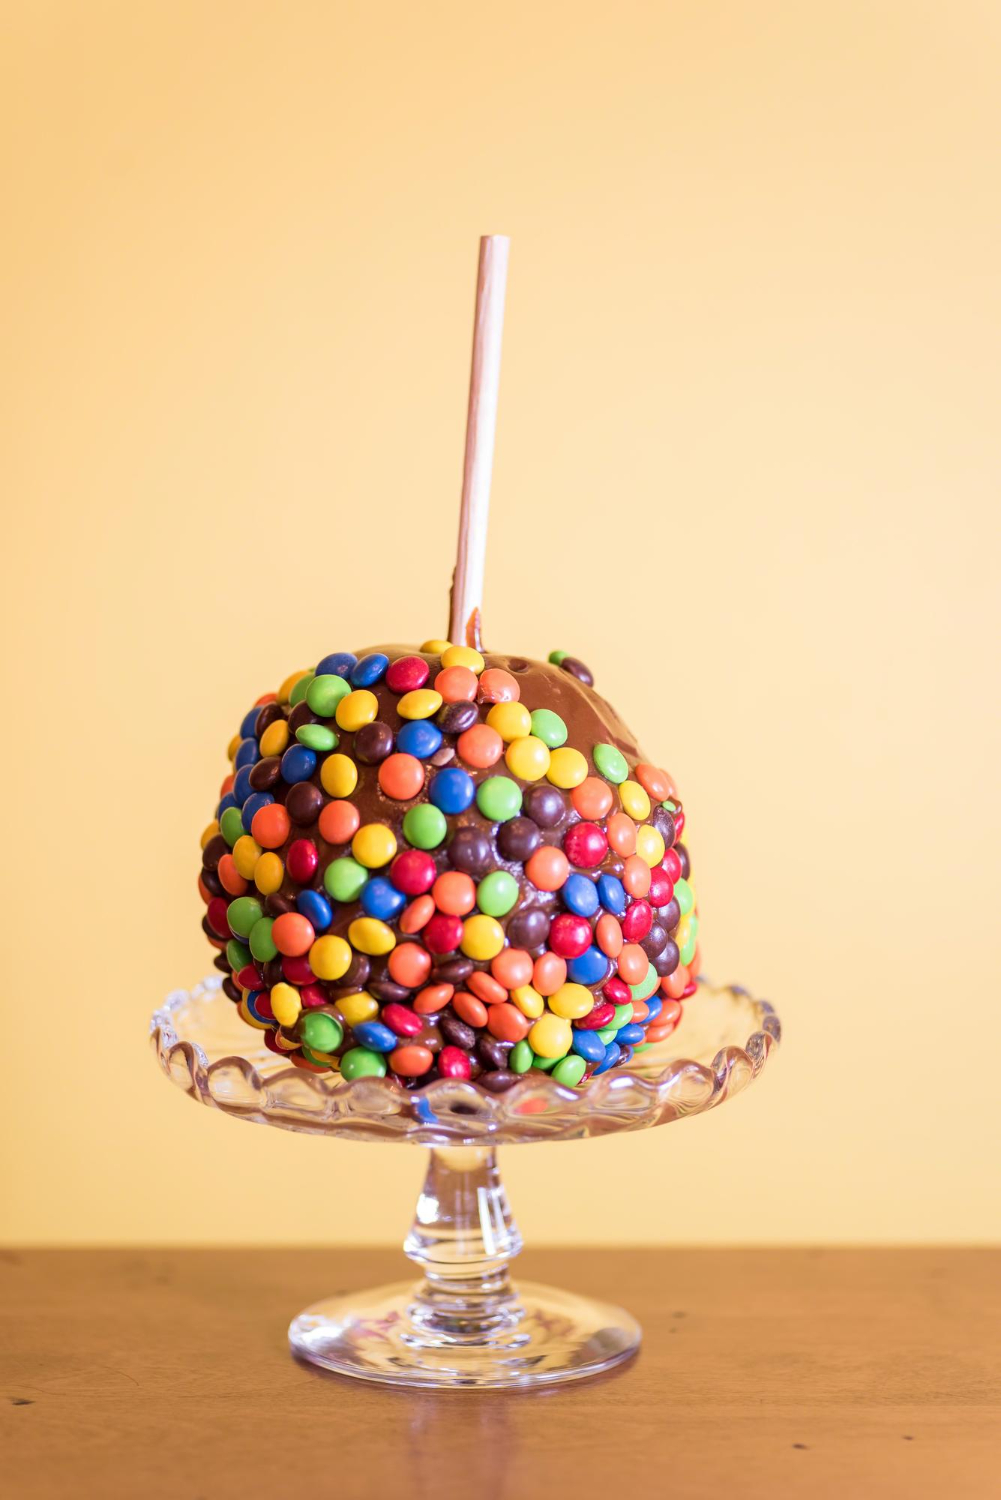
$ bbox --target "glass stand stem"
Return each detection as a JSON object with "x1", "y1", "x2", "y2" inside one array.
[{"x1": 403, "y1": 1147, "x2": 524, "y2": 1343}]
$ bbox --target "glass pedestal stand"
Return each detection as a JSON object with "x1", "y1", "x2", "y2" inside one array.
[{"x1": 151, "y1": 977, "x2": 779, "y2": 1388}]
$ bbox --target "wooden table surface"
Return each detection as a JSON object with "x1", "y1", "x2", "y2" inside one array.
[{"x1": 2, "y1": 1248, "x2": 999, "y2": 1499}]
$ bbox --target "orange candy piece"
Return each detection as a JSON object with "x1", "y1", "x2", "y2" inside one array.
[
  {"x1": 595, "y1": 913, "x2": 623, "y2": 958},
  {"x1": 622, "y1": 853, "x2": 652, "y2": 898},
  {"x1": 689, "y1": 944, "x2": 702, "y2": 979},
  {"x1": 491, "y1": 948, "x2": 534, "y2": 990},
  {"x1": 533, "y1": 951, "x2": 567, "y2": 996},
  {"x1": 607, "y1": 811, "x2": 637, "y2": 857},
  {"x1": 318, "y1": 800, "x2": 361, "y2": 846},
  {"x1": 400, "y1": 894, "x2": 435, "y2": 934},
  {"x1": 453, "y1": 991, "x2": 489, "y2": 1028},
  {"x1": 525, "y1": 846, "x2": 570, "y2": 892},
  {"x1": 571, "y1": 777, "x2": 614, "y2": 820},
  {"x1": 469, "y1": 971, "x2": 508, "y2": 1006},
  {"x1": 414, "y1": 983, "x2": 454, "y2": 1014},
  {"x1": 433, "y1": 870, "x2": 476, "y2": 916},
  {"x1": 661, "y1": 965, "x2": 690, "y2": 1000},
  {"x1": 487, "y1": 1003, "x2": 530, "y2": 1043},
  {"x1": 434, "y1": 665, "x2": 478, "y2": 703},
  {"x1": 378, "y1": 752, "x2": 425, "y2": 801},
  {"x1": 389, "y1": 1045, "x2": 433, "y2": 1077},
  {"x1": 457, "y1": 723, "x2": 503, "y2": 768},
  {"x1": 217, "y1": 854, "x2": 248, "y2": 896},
  {"x1": 477, "y1": 668, "x2": 519, "y2": 703},
  {"x1": 220, "y1": 773, "x2": 235, "y2": 797},
  {"x1": 388, "y1": 943, "x2": 432, "y2": 988},
  {"x1": 271, "y1": 912, "x2": 315, "y2": 957},
  {"x1": 617, "y1": 943, "x2": 649, "y2": 985},
  {"x1": 635, "y1": 763, "x2": 676, "y2": 802},
  {"x1": 251, "y1": 802, "x2": 291, "y2": 850}
]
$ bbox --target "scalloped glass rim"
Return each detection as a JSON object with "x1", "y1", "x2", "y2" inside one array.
[{"x1": 150, "y1": 976, "x2": 780, "y2": 1146}]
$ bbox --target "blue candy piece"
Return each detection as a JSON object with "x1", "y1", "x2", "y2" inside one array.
[
  {"x1": 216, "y1": 792, "x2": 238, "y2": 819},
  {"x1": 234, "y1": 736, "x2": 259, "y2": 770},
  {"x1": 396, "y1": 719, "x2": 443, "y2": 760},
  {"x1": 571, "y1": 1030, "x2": 607, "y2": 1064},
  {"x1": 592, "y1": 1041, "x2": 621, "y2": 1075},
  {"x1": 561, "y1": 873, "x2": 599, "y2": 918},
  {"x1": 360, "y1": 877, "x2": 407, "y2": 922},
  {"x1": 349, "y1": 652, "x2": 390, "y2": 687},
  {"x1": 280, "y1": 744, "x2": 317, "y2": 784},
  {"x1": 642, "y1": 995, "x2": 663, "y2": 1026},
  {"x1": 242, "y1": 791, "x2": 274, "y2": 827},
  {"x1": 240, "y1": 706, "x2": 262, "y2": 740},
  {"x1": 316, "y1": 651, "x2": 357, "y2": 678},
  {"x1": 566, "y1": 946, "x2": 609, "y2": 987},
  {"x1": 429, "y1": 766, "x2": 475, "y2": 814},
  {"x1": 297, "y1": 890, "x2": 333, "y2": 932},
  {"x1": 615, "y1": 1023, "x2": 645, "y2": 1047},
  {"x1": 597, "y1": 874, "x2": 627, "y2": 916},
  {"x1": 352, "y1": 1021, "x2": 398, "y2": 1053},
  {"x1": 232, "y1": 764, "x2": 255, "y2": 806}
]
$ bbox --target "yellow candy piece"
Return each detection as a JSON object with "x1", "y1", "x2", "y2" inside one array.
[
  {"x1": 510, "y1": 984, "x2": 544, "y2": 1019},
  {"x1": 259, "y1": 719, "x2": 290, "y2": 758},
  {"x1": 352, "y1": 822, "x2": 397, "y2": 869},
  {"x1": 270, "y1": 982, "x2": 302, "y2": 1027},
  {"x1": 272, "y1": 1029, "x2": 302, "y2": 1052},
  {"x1": 278, "y1": 669, "x2": 310, "y2": 705},
  {"x1": 548, "y1": 983, "x2": 595, "y2": 1021},
  {"x1": 421, "y1": 638, "x2": 452, "y2": 654},
  {"x1": 619, "y1": 780, "x2": 651, "y2": 821},
  {"x1": 398, "y1": 689, "x2": 443, "y2": 721},
  {"x1": 460, "y1": 914, "x2": 505, "y2": 961},
  {"x1": 528, "y1": 1012, "x2": 573, "y2": 1059},
  {"x1": 254, "y1": 852, "x2": 284, "y2": 894},
  {"x1": 200, "y1": 820, "x2": 220, "y2": 850},
  {"x1": 487, "y1": 702, "x2": 532, "y2": 742},
  {"x1": 505, "y1": 735, "x2": 551, "y2": 782},
  {"x1": 232, "y1": 834, "x2": 262, "y2": 880},
  {"x1": 227, "y1": 733, "x2": 241, "y2": 762},
  {"x1": 238, "y1": 996, "x2": 270, "y2": 1031},
  {"x1": 336, "y1": 992, "x2": 380, "y2": 1027},
  {"x1": 336, "y1": 689, "x2": 379, "y2": 732},
  {"x1": 348, "y1": 917, "x2": 396, "y2": 956},
  {"x1": 636, "y1": 824, "x2": 666, "y2": 868},
  {"x1": 309, "y1": 934, "x2": 352, "y2": 981},
  {"x1": 675, "y1": 913, "x2": 693, "y2": 952},
  {"x1": 441, "y1": 644, "x2": 485, "y2": 675},
  {"x1": 546, "y1": 747, "x2": 588, "y2": 789},
  {"x1": 320, "y1": 753, "x2": 358, "y2": 798}
]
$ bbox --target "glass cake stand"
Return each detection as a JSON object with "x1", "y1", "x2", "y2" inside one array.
[{"x1": 150, "y1": 976, "x2": 779, "y2": 1388}]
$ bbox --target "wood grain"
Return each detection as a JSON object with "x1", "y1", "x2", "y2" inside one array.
[{"x1": 2, "y1": 1249, "x2": 999, "y2": 1499}]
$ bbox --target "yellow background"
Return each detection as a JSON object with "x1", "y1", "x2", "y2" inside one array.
[{"x1": 3, "y1": 1, "x2": 999, "y2": 1246}]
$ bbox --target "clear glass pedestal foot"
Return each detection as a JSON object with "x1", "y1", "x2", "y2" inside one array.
[{"x1": 288, "y1": 1147, "x2": 639, "y2": 1387}]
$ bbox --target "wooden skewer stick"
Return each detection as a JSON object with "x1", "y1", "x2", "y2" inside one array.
[{"x1": 449, "y1": 234, "x2": 510, "y2": 649}]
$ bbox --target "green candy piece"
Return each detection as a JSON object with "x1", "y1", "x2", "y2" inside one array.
[
  {"x1": 296, "y1": 723, "x2": 338, "y2": 752},
  {"x1": 510, "y1": 1040, "x2": 534, "y2": 1074},
  {"x1": 547, "y1": 650, "x2": 568, "y2": 665},
  {"x1": 340, "y1": 1047, "x2": 388, "y2": 1081},
  {"x1": 680, "y1": 916, "x2": 698, "y2": 967},
  {"x1": 289, "y1": 672, "x2": 315, "y2": 707},
  {"x1": 248, "y1": 916, "x2": 277, "y2": 962},
  {"x1": 531, "y1": 1053, "x2": 560, "y2": 1071},
  {"x1": 476, "y1": 870, "x2": 518, "y2": 917},
  {"x1": 475, "y1": 776, "x2": 522, "y2": 823},
  {"x1": 301, "y1": 1012, "x2": 343, "y2": 1054},
  {"x1": 219, "y1": 805, "x2": 245, "y2": 846},
  {"x1": 306, "y1": 674, "x2": 350, "y2": 717},
  {"x1": 593, "y1": 743, "x2": 628, "y2": 784},
  {"x1": 324, "y1": 857, "x2": 368, "y2": 902},
  {"x1": 403, "y1": 803, "x2": 448, "y2": 850},
  {"x1": 629, "y1": 963, "x2": 660, "y2": 1003},
  {"x1": 225, "y1": 938, "x2": 251, "y2": 972},
  {"x1": 226, "y1": 895, "x2": 263, "y2": 939},
  {"x1": 611, "y1": 1002, "x2": 634, "y2": 1031},
  {"x1": 674, "y1": 878, "x2": 694, "y2": 916},
  {"x1": 552, "y1": 1054, "x2": 587, "y2": 1088},
  {"x1": 662, "y1": 799, "x2": 678, "y2": 813},
  {"x1": 597, "y1": 1025, "x2": 618, "y2": 1045},
  {"x1": 529, "y1": 708, "x2": 568, "y2": 749}
]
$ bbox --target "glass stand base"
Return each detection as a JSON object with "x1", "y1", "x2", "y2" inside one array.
[{"x1": 289, "y1": 1280, "x2": 640, "y2": 1388}]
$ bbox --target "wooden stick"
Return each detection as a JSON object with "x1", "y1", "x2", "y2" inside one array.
[{"x1": 449, "y1": 234, "x2": 510, "y2": 649}]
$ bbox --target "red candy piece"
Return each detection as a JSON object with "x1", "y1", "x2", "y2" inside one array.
[
  {"x1": 423, "y1": 913, "x2": 464, "y2": 955},
  {"x1": 673, "y1": 809, "x2": 686, "y2": 838},
  {"x1": 236, "y1": 963, "x2": 263, "y2": 991},
  {"x1": 681, "y1": 980, "x2": 698, "y2": 999},
  {"x1": 438, "y1": 1045, "x2": 472, "y2": 1079},
  {"x1": 548, "y1": 913, "x2": 593, "y2": 959},
  {"x1": 575, "y1": 1000, "x2": 616, "y2": 1031},
  {"x1": 252, "y1": 993, "x2": 275, "y2": 1021},
  {"x1": 662, "y1": 848, "x2": 682, "y2": 883},
  {"x1": 382, "y1": 1003, "x2": 423, "y2": 1038},
  {"x1": 282, "y1": 954, "x2": 316, "y2": 985},
  {"x1": 647, "y1": 866, "x2": 674, "y2": 907},
  {"x1": 298, "y1": 983, "x2": 328, "y2": 1009},
  {"x1": 386, "y1": 656, "x2": 430, "y2": 693},
  {"x1": 286, "y1": 839, "x2": 319, "y2": 884},
  {"x1": 602, "y1": 976, "x2": 632, "y2": 1006},
  {"x1": 206, "y1": 898, "x2": 231, "y2": 940},
  {"x1": 390, "y1": 849, "x2": 437, "y2": 895},
  {"x1": 621, "y1": 899, "x2": 653, "y2": 942},
  {"x1": 562, "y1": 822, "x2": 608, "y2": 869}
]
